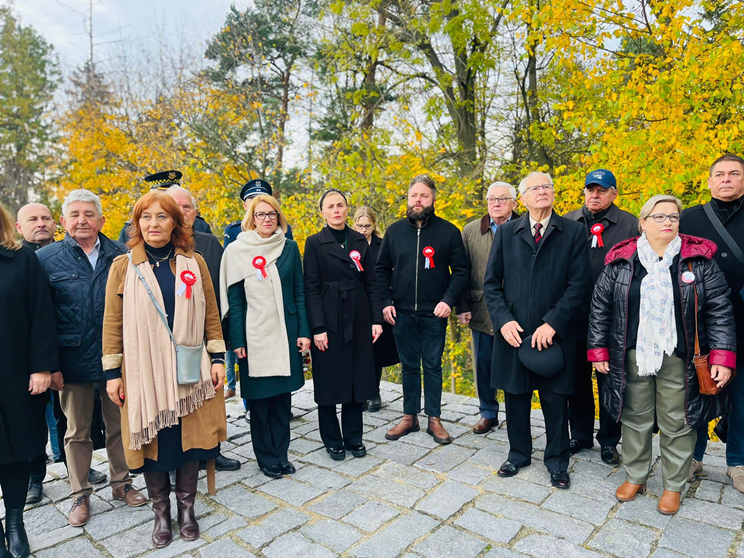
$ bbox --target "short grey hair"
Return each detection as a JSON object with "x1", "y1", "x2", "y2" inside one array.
[
  {"x1": 62, "y1": 189, "x2": 103, "y2": 217},
  {"x1": 518, "y1": 172, "x2": 553, "y2": 196},
  {"x1": 167, "y1": 185, "x2": 196, "y2": 208},
  {"x1": 637, "y1": 194, "x2": 683, "y2": 233},
  {"x1": 486, "y1": 181, "x2": 517, "y2": 200}
]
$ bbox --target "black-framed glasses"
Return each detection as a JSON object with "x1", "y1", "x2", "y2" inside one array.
[
  {"x1": 356, "y1": 224, "x2": 373, "y2": 230},
  {"x1": 647, "y1": 213, "x2": 681, "y2": 223},
  {"x1": 255, "y1": 211, "x2": 278, "y2": 221},
  {"x1": 486, "y1": 197, "x2": 515, "y2": 205}
]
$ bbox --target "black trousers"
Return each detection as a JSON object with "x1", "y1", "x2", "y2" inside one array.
[
  {"x1": 505, "y1": 389, "x2": 570, "y2": 472},
  {"x1": 317, "y1": 403, "x2": 363, "y2": 448},
  {"x1": 0, "y1": 461, "x2": 30, "y2": 509},
  {"x1": 568, "y1": 340, "x2": 622, "y2": 447},
  {"x1": 249, "y1": 393, "x2": 292, "y2": 469},
  {"x1": 28, "y1": 392, "x2": 50, "y2": 484}
]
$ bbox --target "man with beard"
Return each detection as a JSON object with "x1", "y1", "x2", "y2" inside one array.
[{"x1": 376, "y1": 174, "x2": 470, "y2": 445}]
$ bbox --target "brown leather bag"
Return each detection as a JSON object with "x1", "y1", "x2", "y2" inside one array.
[{"x1": 689, "y1": 262, "x2": 736, "y2": 395}]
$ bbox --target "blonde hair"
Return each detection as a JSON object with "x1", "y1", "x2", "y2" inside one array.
[
  {"x1": 242, "y1": 195, "x2": 288, "y2": 233},
  {"x1": 353, "y1": 206, "x2": 381, "y2": 237},
  {"x1": 0, "y1": 204, "x2": 20, "y2": 251},
  {"x1": 637, "y1": 194, "x2": 683, "y2": 233}
]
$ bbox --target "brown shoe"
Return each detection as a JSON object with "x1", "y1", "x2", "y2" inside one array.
[
  {"x1": 112, "y1": 484, "x2": 148, "y2": 507},
  {"x1": 385, "y1": 415, "x2": 420, "y2": 440},
  {"x1": 473, "y1": 417, "x2": 496, "y2": 435},
  {"x1": 225, "y1": 388, "x2": 236, "y2": 399},
  {"x1": 615, "y1": 481, "x2": 646, "y2": 502},
  {"x1": 69, "y1": 494, "x2": 91, "y2": 527},
  {"x1": 426, "y1": 417, "x2": 452, "y2": 445},
  {"x1": 658, "y1": 490, "x2": 681, "y2": 515}
]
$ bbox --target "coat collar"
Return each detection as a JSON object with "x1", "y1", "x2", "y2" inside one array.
[
  {"x1": 479, "y1": 212, "x2": 521, "y2": 235},
  {"x1": 605, "y1": 234, "x2": 716, "y2": 265},
  {"x1": 575, "y1": 203, "x2": 622, "y2": 224},
  {"x1": 129, "y1": 242, "x2": 195, "y2": 266},
  {"x1": 318, "y1": 225, "x2": 365, "y2": 264},
  {"x1": 0, "y1": 245, "x2": 15, "y2": 258},
  {"x1": 63, "y1": 232, "x2": 118, "y2": 255},
  {"x1": 514, "y1": 211, "x2": 562, "y2": 249}
]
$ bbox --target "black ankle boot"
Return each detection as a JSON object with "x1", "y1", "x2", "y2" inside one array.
[
  {"x1": 0, "y1": 520, "x2": 10, "y2": 558},
  {"x1": 5, "y1": 509, "x2": 29, "y2": 558}
]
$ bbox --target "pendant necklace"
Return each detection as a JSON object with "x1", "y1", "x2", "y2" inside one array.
[{"x1": 146, "y1": 248, "x2": 172, "y2": 268}]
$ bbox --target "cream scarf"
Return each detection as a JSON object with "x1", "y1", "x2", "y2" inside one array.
[
  {"x1": 220, "y1": 229, "x2": 290, "y2": 378},
  {"x1": 123, "y1": 254, "x2": 216, "y2": 450}
]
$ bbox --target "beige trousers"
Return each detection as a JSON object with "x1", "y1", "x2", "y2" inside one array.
[{"x1": 60, "y1": 381, "x2": 131, "y2": 498}]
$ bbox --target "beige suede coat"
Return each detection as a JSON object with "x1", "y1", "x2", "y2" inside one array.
[{"x1": 102, "y1": 243, "x2": 227, "y2": 470}]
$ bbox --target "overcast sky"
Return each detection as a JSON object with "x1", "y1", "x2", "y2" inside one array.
[{"x1": 8, "y1": 0, "x2": 250, "y2": 73}]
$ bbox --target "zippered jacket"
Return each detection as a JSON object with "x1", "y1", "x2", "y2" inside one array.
[
  {"x1": 375, "y1": 213, "x2": 470, "y2": 314},
  {"x1": 587, "y1": 234, "x2": 736, "y2": 428}
]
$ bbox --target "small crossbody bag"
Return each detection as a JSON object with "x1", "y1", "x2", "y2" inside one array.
[{"x1": 128, "y1": 253, "x2": 203, "y2": 385}]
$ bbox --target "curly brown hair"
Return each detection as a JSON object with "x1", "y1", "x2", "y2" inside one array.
[{"x1": 126, "y1": 191, "x2": 195, "y2": 252}]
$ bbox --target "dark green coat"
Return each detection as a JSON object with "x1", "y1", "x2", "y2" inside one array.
[{"x1": 227, "y1": 240, "x2": 310, "y2": 400}]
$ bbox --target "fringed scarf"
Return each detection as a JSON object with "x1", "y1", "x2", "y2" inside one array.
[{"x1": 122, "y1": 254, "x2": 216, "y2": 450}]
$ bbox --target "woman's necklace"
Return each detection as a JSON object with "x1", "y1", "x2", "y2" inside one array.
[{"x1": 145, "y1": 248, "x2": 172, "y2": 268}]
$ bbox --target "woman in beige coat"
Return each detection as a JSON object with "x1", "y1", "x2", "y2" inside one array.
[{"x1": 102, "y1": 191, "x2": 226, "y2": 549}]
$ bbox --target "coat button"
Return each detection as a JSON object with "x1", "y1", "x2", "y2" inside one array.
[
  {"x1": 350, "y1": 264, "x2": 355, "y2": 269},
  {"x1": 722, "y1": 252, "x2": 728, "y2": 258}
]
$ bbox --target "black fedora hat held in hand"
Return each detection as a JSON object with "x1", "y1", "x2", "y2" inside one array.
[{"x1": 518, "y1": 335, "x2": 563, "y2": 378}]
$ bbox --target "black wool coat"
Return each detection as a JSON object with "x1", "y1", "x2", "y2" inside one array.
[
  {"x1": 304, "y1": 226, "x2": 383, "y2": 405},
  {"x1": 368, "y1": 234, "x2": 400, "y2": 368},
  {"x1": 0, "y1": 246, "x2": 59, "y2": 464},
  {"x1": 484, "y1": 212, "x2": 590, "y2": 395}
]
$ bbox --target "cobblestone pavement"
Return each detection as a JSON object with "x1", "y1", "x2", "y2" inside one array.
[{"x1": 10, "y1": 381, "x2": 744, "y2": 558}]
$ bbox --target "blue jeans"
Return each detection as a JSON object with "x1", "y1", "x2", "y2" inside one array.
[
  {"x1": 472, "y1": 331, "x2": 499, "y2": 419},
  {"x1": 727, "y1": 358, "x2": 744, "y2": 466},
  {"x1": 393, "y1": 311, "x2": 448, "y2": 417},
  {"x1": 47, "y1": 396, "x2": 61, "y2": 460},
  {"x1": 226, "y1": 350, "x2": 237, "y2": 391}
]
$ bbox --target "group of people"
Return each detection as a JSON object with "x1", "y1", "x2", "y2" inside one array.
[{"x1": 1, "y1": 154, "x2": 743, "y2": 557}]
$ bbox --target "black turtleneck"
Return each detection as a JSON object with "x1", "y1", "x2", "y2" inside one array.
[
  {"x1": 711, "y1": 196, "x2": 744, "y2": 224},
  {"x1": 328, "y1": 225, "x2": 348, "y2": 248},
  {"x1": 145, "y1": 242, "x2": 176, "y2": 329}
]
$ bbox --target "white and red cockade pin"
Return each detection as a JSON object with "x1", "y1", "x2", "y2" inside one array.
[
  {"x1": 590, "y1": 223, "x2": 605, "y2": 248},
  {"x1": 177, "y1": 270, "x2": 197, "y2": 299},
  {"x1": 682, "y1": 271, "x2": 696, "y2": 284},
  {"x1": 349, "y1": 250, "x2": 364, "y2": 271},
  {"x1": 252, "y1": 256, "x2": 268, "y2": 281},
  {"x1": 423, "y1": 246, "x2": 436, "y2": 269}
]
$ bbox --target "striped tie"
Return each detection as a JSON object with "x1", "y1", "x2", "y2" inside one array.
[{"x1": 534, "y1": 223, "x2": 543, "y2": 243}]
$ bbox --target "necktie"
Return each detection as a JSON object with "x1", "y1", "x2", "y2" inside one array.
[{"x1": 534, "y1": 223, "x2": 542, "y2": 243}]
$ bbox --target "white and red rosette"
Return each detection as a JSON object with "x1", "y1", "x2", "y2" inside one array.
[
  {"x1": 349, "y1": 250, "x2": 364, "y2": 271},
  {"x1": 252, "y1": 256, "x2": 268, "y2": 281},
  {"x1": 423, "y1": 246, "x2": 436, "y2": 269},
  {"x1": 590, "y1": 223, "x2": 605, "y2": 248},
  {"x1": 177, "y1": 270, "x2": 197, "y2": 299}
]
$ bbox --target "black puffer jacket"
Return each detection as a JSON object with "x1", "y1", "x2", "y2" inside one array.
[{"x1": 587, "y1": 234, "x2": 736, "y2": 428}]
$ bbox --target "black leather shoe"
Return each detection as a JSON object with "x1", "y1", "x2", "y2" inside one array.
[
  {"x1": 601, "y1": 445, "x2": 620, "y2": 465},
  {"x1": 367, "y1": 395, "x2": 382, "y2": 412},
  {"x1": 25, "y1": 483, "x2": 43, "y2": 505},
  {"x1": 550, "y1": 471, "x2": 571, "y2": 489},
  {"x1": 5, "y1": 508, "x2": 30, "y2": 558},
  {"x1": 344, "y1": 442, "x2": 367, "y2": 458},
  {"x1": 326, "y1": 446, "x2": 346, "y2": 461},
  {"x1": 88, "y1": 468, "x2": 107, "y2": 485},
  {"x1": 569, "y1": 439, "x2": 593, "y2": 455},
  {"x1": 260, "y1": 465, "x2": 283, "y2": 479},
  {"x1": 280, "y1": 462, "x2": 296, "y2": 475},
  {"x1": 497, "y1": 461, "x2": 524, "y2": 478},
  {"x1": 217, "y1": 453, "x2": 241, "y2": 471}
]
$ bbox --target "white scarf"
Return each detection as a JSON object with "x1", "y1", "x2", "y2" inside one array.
[
  {"x1": 635, "y1": 232, "x2": 682, "y2": 377},
  {"x1": 219, "y1": 229, "x2": 290, "y2": 377}
]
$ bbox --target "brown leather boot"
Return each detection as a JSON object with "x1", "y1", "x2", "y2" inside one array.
[
  {"x1": 615, "y1": 481, "x2": 646, "y2": 502},
  {"x1": 385, "y1": 415, "x2": 419, "y2": 440},
  {"x1": 144, "y1": 471, "x2": 172, "y2": 548},
  {"x1": 426, "y1": 417, "x2": 452, "y2": 445},
  {"x1": 68, "y1": 494, "x2": 91, "y2": 527},
  {"x1": 658, "y1": 490, "x2": 681, "y2": 515},
  {"x1": 176, "y1": 461, "x2": 200, "y2": 541}
]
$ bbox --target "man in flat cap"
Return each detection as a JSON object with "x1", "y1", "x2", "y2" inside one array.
[{"x1": 118, "y1": 170, "x2": 213, "y2": 243}]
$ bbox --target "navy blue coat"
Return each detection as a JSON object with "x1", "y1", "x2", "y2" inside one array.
[{"x1": 37, "y1": 233, "x2": 126, "y2": 384}]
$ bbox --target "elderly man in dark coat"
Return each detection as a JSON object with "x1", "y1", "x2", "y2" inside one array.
[
  {"x1": 564, "y1": 169, "x2": 638, "y2": 465},
  {"x1": 484, "y1": 171, "x2": 590, "y2": 489}
]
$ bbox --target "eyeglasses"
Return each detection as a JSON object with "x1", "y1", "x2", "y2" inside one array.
[
  {"x1": 254, "y1": 211, "x2": 278, "y2": 221},
  {"x1": 486, "y1": 197, "x2": 515, "y2": 205},
  {"x1": 647, "y1": 213, "x2": 681, "y2": 223},
  {"x1": 523, "y1": 184, "x2": 553, "y2": 195},
  {"x1": 356, "y1": 224, "x2": 373, "y2": 230}
]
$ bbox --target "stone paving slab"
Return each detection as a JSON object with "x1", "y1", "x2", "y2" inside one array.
[{"x1": 16, "y1": 380, "x2": 744, "y2": 558}]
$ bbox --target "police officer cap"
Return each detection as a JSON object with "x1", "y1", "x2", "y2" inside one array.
[
  {"x1": 518, "y1": 336, "x2": 564, "y2": 378},
  {"x1": 240, "y1": 179, "x2": 272, "y2": 200},
  {"x1": 144, "y1": 170, "x2": 182, "y2": 189}
]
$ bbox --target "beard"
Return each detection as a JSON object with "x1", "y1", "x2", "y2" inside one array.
[{"x1": 407, "y1": 203, "x2": 435, "y2": 220}]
